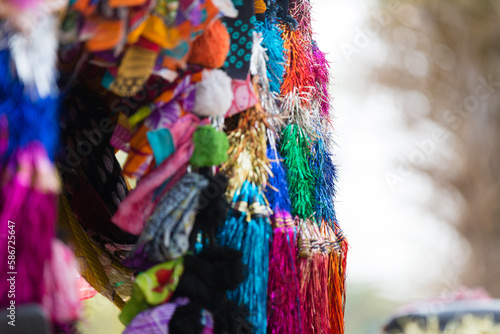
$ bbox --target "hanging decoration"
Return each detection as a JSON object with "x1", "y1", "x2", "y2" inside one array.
[
  {"x1": 0, "y1": 0, "x2": 348, "y2": 332},
  {"x1": 0, "y1": 1, "x2": 82, "y2": 331},
  {"x1": 266, "y1": 145, "x2": 302, "y2": 334}
]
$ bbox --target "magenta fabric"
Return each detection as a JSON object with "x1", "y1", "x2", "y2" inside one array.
[
  {"x1": 43, "y1": 240, "x2": 82, "y2": 324},
  {"x1": 0, "y1": 144, "x2": 57, "y2": 307}
]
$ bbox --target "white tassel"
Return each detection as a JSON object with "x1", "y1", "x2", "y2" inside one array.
[
  {"x1": 8, "y1": 14, "x2": 58, "y2": 98},
  {"x1": 212, "y1": 0, "x2": 239, "y2": 18}
]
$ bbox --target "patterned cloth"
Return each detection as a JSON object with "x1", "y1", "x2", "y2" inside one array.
[
  {"x1": 119, "y1": 259, "x2": 185, "y2": 325},
  {"x1": 123, "y1": 297, "x2": 215, "y2": 334},
  {"x1": 127, "y1": 172, "x2": 209, "y2": 266},
  {"x1": 123, "y1": 298, "x2": 190, "y2": 334},
  {"x1": 223, "y1": 0, "x2": 256, "y2": 79},
  {"x1": 117, "y1": 75, "x2": 197, "y2": 179}
]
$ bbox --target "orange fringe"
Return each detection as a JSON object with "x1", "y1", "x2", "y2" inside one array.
[
  {"x1": 280, "y1": 26, "x2": 316, "y2": 98},
  {"x1": 254, "y1": 0, "x2": 267, "y2": 14}
]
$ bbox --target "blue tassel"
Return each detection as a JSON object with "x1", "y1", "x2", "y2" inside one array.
[
  {"x1": 0, "y1": 49, "x2": 59, "y2": 162},
  {"x1": 265, "y1": 144, "x2": 292, "y2": 213},
  {"x1": 217, "y1": 182, "x2": 272, "y2": 334},
  {"x1": 254, "y1": 20, "x2": 286, "y2": 94},
  {"x1": 310, "y1": 136, "x2": 338, "y2": 224}
]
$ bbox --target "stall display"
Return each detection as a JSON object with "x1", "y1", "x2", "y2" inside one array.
[{"x1": 0, "y1": 0, "x2": 347, "y2": 333}]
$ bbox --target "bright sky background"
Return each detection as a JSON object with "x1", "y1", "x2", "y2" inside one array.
[{"x1": 312, "y1": 0, "x2": 465, "y2": 301}]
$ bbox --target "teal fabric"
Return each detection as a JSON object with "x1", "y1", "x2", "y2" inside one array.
[{"x1": 147, "y1": 128, "x2": 175, "y2": 166}]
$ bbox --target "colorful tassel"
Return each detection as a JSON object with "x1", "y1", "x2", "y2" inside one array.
[
  {"x1": 298, "y1": 220, "x2": 331, "y2": 334},
  {"x1": 312, "y1": 41, "x2": 332, "y2": 118},
  {"x1": 280, "y1": 0, "x2": 316, "y2": 98},
  {"x1": 0, "y1": 144, "x2": 58, "y2": 306},
  {"x1": 0, "y1": 49, "x2": 59, "y2": 162},
  {"x1": 249, "y1": 31, "x2": 283, "y2": 134},
  {"x1": 280, "y1": 27, "x2": 315, "y2": 96},
  {"x1": 254, "y1": 20, "x2": 287, "y2": 95},
  {"x1": 289, "y1": 0, "x2": 313, "y2": 38},
  {"x1": 311, "y1": 136, "x2": 338, "y2": 224},
  {"x1": 266, "y1": 143, "x2": 302, "y2": 333},
  {"x1": 222, "y1": 107, "x2": 272, "y2": 198},
  {"x1": 280, "y1": 123, "x2": 316, "y2": 220},
  {"x1": 0, "y1": 40, "x2": 60, "y2": 309},
  {"x1": 325, "y1": 224, "x2": 345, "y2": 334},
  {"x1": 217, "y1": 182, "x2": 272, "y2": 334},
  {"x1": 334, "y1": 222, "x2": 349, "y2": 316},
  {"x1": 267, "y1": 209, "x2": 302, "y2": 334},
  {"x1": 265, "y1": 144, "x2": 291, "y2": 213}
]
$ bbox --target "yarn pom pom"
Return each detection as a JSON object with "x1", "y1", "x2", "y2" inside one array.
[
  {"x1": 192, "y1": 69, "x2": 234, "y2": 117},
  {"x1": 198, "y1": 246, "x2": 245, "y2": 292},
  {"x1": 189, "y1": 126, "x2": 229, "y2": 167},
  {"x1": 173, "y1": 254, "x2": 214, "y2": 304},
  {"x1": 169, "y1": 303, "x2": 204, "y2": 334},
  {"x1": 190, "y1": 173, "x2": 230, "y2": 249},
  {"x1": 214, "y1": 300, "x2": 252, "y2": 334},
  {"x1": 188, "y1": 20, "x2": 230, "y2": 69}
]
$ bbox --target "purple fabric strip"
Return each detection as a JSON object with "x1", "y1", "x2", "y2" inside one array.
[{"x1": 123, "y1": 298, "x2": 190, "y2": 334}]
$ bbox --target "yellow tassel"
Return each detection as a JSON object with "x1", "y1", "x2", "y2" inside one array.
[{"x1": 221, "y1": 105, "x2": 272, "y2": 198}]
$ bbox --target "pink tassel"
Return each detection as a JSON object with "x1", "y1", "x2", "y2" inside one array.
[
  {"x1": 298, "y1": 221, "x2": 331, "y2": 334},
  {"x1": 312, "y1": 42, "x2": 332, "y2": 117},
  {"x1": 267, "y1": 209, "x2": 302, "y2": 334},
  {"x1": 43, "y1": 240, "x2": 82, "y2": 325},
  {"x1": 290, "y1": 0, "x2": 313, "y2": 39},
  {"x1": 0, "y1": 145, "x2": 57, "y2": 306}
]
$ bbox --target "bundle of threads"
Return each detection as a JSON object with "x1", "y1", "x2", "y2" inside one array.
[{"x1": 1, "y1": 0, "x2": 348, "y2": 333}]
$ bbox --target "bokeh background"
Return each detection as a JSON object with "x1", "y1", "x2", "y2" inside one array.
[
  {"x1": 79, "y1": 0, "x2": 500, "y2": 333},
  {"x1": 314, "y1": 0, "x2": 500, "y2": 333}
]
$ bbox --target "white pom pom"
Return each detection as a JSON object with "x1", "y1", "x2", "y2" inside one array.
[{"x1": 192, "y1": 69, "x2": 234, "y2": 117}]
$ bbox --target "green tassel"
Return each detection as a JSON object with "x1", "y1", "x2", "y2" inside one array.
[
  {"x1": 190, "y1": 125, "x2": 229, "y2": 167},
  {"x1": 280, "y1": 124, "x2": 316, "y2": 219}
]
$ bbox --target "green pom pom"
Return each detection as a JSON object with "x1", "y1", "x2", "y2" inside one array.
[{"x1": 190, "y1": 125, "x2": 229, "y2": 167}]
